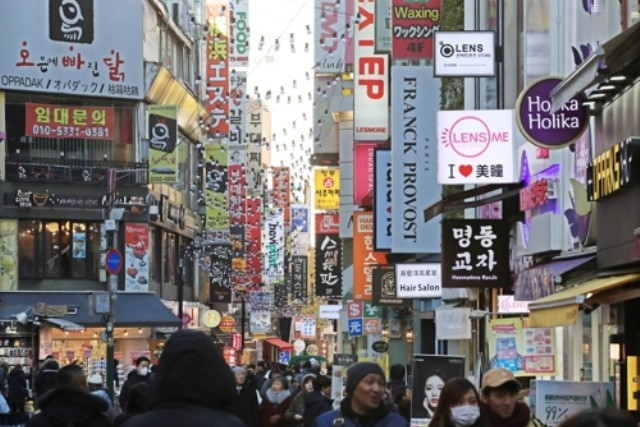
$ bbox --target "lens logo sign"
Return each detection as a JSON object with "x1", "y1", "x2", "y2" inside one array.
[
  {"x1": 437, "y1": 109, "x2": 515, "y2": 184},
  {"x1": 434, "y1": 31, "x2": 495, "y2": 77}
]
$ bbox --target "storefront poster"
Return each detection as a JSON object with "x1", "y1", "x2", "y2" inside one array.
[
  {"x1": 148, "y1": 105, "x2": 178, "y2": 184},
  {"x1": 72, "y1": 232, "x2": 86, "y2": 259},
  {"x1": 411, "y1": 354, "x2": 465, "y2": 426},
  {"x1": 250, "y1": 309, "x2": 271, "y2": 334},
  {"x1": 124, "y1": 223, "x2": 149, "y2": 292},
  {"x1": 533, "y1": 381, "x2": 614, "y2": 427},
  {"x1": 486, "y1": 317, "x2": 557, "y2": 376},
  {"x1": 0, "y1": 220, "x2": 18, "y2": 291}
]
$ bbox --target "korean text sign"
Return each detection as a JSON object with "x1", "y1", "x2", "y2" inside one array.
[
  {"x1": 25, "y1": 103, "x2": 114, "y2": 140},
  {"x1": 395, "y1": 263, "x2": 442, "y2": 299},
  {"x1": 353, "y1": 212, "x2": 387, "y2": 301},
  {"x1": 441, "y1": 219, "x2": 510, "y2": 288},
  {"x1": 437, "y1": 109, "x2": 516, "y2": 184},
  {"x1": 0, "y1": 0, "x2": 143, "y2": 99}
]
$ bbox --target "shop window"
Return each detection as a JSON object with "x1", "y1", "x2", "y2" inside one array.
[
  {"x1": 149, "y1": 227, "x2": 161, "y2": 282},
  {"x1": 163, "y1": 232, "x2": 176, "y2": 284},
  {"x1": 18, "y1": 220, "x2": 100, "y2": 280}
]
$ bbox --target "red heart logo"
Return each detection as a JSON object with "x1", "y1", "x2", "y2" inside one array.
[{"x1": 459, "y1": 165, "x2": 473, "y2": 177}]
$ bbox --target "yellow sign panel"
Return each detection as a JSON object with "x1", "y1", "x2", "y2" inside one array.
[{"x1": 314, "y1": 168, "x2": 340, "y2": 210}]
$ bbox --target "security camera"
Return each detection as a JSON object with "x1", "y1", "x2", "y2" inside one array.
[{"x1": 149, "y1": 205, "x2": 159, "y2": 222}]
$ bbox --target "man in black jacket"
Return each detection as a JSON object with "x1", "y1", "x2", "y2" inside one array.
[
  {"x1": 228, "y1": 366, "x2": 260, "y2": 427},
  {"x1": 302, "y1": 375, "x2": 333, "y2": 427},
  {"x1": 26, "y1": 364, "x2": 110, "y2": 427},
  {"x1": 33, "y1": 357, "x2": 59, "y2": 400},
  {"x1": 118, "y1": 356, "x2": 153, "y2": 411},
  {"x1": 120, "y1": 329, "x2": 245, "y2": 427}
]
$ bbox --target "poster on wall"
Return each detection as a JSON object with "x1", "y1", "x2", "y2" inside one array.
[
  {"x1": 0, "y1": 220, "x2": 18, "y2": 290},
  {"x1": 411, "y1": 354, "x2": 466, "y2": 425},
  {"x1": 124, "y1": 223, "x2": 149, "y2": 292},
  {"x1": 486, "y1": 317, "x2": 557, "y2": 376},
  {"x1": 72, "y1": 232, "x2": 86, "y2": 259},
  {"x1": 533, "y1": 381, "x2": 614, "y2": 427}
]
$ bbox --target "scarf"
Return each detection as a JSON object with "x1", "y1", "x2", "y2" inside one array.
[
  {"x1": 339, "y1": 397, "x2": 392, "y2": 427},
  {"x1": 266, "y1": 388, "x2": 292, "y2": 405},
  {"x1": 480, "y1": 401, "x2": 531, "y2": 427}
]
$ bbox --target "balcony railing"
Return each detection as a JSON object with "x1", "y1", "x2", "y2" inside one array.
[{"x1": 5, "y1": 156, "x2": 148, "y2": 187}]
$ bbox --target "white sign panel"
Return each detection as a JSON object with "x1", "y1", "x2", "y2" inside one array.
[
  {"x1": 0, "y1": 0, "x2": 143, "y2": 99},
  {"x1": 354, "y1": 0, "x2": 389, "y2": 141},
  {"x1": 229, "y1": 0, "x2": 249, "y2": 68},
  {"x1": 395, "y1": 263, "x2": 442, "y2": 299},
  {"x1": 319, "y1": 304, "x2": 342, "y2": 319},
  {"x1": 434, "y1": 31, "x2": 496, "y2": 77},
  {"x1": 262, "y1": 209, "x2": 285, "y2": 286},
  {"x1": 315, "y1": 0, "x2": 352, "y2": 73},
  {"x1": 497, "y1": 295, "x2": 530, "y2": 314},
  {"x1": 435, "y1": 307, "x2": 472, "y2": 340},
  {"x1": 438, "y1": 109, "x2": 516, "y2": 184},
  {"x1": 391, "y1": 66, "x2": 441, "y2": 253}
]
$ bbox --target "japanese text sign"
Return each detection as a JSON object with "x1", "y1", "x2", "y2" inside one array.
[
  {"x1": 391, "y1": 0, "x2": 441, "y2": 59},
  {"x1": 441, "y1": 219, "x2": 510, "y2": 288}
]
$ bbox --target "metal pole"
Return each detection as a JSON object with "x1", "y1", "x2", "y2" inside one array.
[
  {"x1": 240, "y1": 295, "x2": 246, "y2": 351},
  {"x1": 105, "y1": 168, "x2": 117, "y2": 401}
]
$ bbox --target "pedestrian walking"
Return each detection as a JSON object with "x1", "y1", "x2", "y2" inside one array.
[
  {"x1": 393, "y1": 386, "x2": 411, "y2": 422},
  {"x1": 479, "y1": 368, "x2": 541, "y2": 427},
  {"x1": 119, "y1": 329, "x2": 244, "y2": 427},
  {"x1": 312, "y1": 361, "x2": 408, "y2": 427},
  {"x1": 284, "y1": 373, "x2": 316, "y2": 427},
  {"x1": 33, "y1": 358, "x2": 59, "y2": 401},
  {"x1": 26, "y1": 364, "x2": 110, "y2": 427},
  {"x1": 118, "y1": 356, "x2": 153, "y2": 413},
  {"x1": 7, "y1": 365, "x2": 29, "y2": 426},
  {"x1": 429, "y1": 378, "x2": 485, "y2": 427},
  {"x1": 302, "y1": 375, "x2": 332, "y2": 427},
  {"x1": 87, "y1": 374, "x2": 115, "y2": 420},
  {"x1": 259, "y1": 375, "x2": 293, "y2": 427},
  {"x1": 228, "y1": 366, "x2": 260, "y2": 427},
  {"x1": 112, "y1": 383, "x2": 151, "y2": 427}
]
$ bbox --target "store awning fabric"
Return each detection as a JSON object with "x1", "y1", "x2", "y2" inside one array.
[
  {"x1": 0, "y1": 292, "x2": 181, "y2": 328},
  {"x1": 528, "y1": 273, "x2": 640, "y2": 327},
  {"x1": 264, "y1": 338, "x2": 294, "y2": 350}
]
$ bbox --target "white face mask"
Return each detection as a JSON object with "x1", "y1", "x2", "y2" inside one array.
[
  {"x1": 138, "y1": 367, "x2": 149, "y2": 376},
  {"x1": 450, "y1": 404, "x2": 480, "y2": 427}
]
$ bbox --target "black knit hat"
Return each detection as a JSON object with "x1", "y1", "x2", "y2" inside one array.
[{"x1": 346, "y1": 362, "x2": 385, "y2": 396}]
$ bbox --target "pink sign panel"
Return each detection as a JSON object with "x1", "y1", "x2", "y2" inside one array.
[{"x1": 353, "y1": 143, "x2": 377, "y2": 204}]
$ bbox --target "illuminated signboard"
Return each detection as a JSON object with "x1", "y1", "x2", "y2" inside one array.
[{"x1": 586, "y1": 137, "x2": 640, "y2": 201}]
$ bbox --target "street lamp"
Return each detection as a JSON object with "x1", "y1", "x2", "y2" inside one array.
[{"x1": 405, "y1": 325, "x2": 414, "y2": 343}]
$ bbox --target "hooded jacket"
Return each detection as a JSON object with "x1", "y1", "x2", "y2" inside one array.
[
  {"x1": 34, "y1": 360, "x2": 60, "y2": 399},
  {"x1": 302, "y1": 390, "x2": 333, "y2": 427},
  {"x1": 26, "y1": 387, "x2": 111, "y2": 427},
  {"x1": 117, "y1": 368, "x2": 153, "y2": 411},
  {"x1": 120, "y1": 329, "x2": 245, "y2": 427},
  {"x1": 7, "y1": 366, "x2": 28, "y2": 404}
]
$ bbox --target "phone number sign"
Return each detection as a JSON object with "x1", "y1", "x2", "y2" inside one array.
[{"x1": 25, "y1": 103, "x2": 115, "y2": 140}]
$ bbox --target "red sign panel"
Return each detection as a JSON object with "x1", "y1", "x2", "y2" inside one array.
[
  {"x1": 272, "y1": 167, "x2": 291, "y2": 226},
  {"x1": 206, "y1": 3, "x2": 230, "y2": 136},
  {"x1": 245, "y1": 197, "x2": 263, "y2": 285},
  {"x1": 391, "y1": 0, "x2": 441, "y2": 59},
  {"x1": 25, "y1": 103, "x2": 115, "y2": 140}
]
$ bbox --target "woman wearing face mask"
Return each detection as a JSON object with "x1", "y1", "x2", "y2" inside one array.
[
  {"x1": 118, "y1": 356, "x2": 154, "y2": 413},
  {"x1": 429, "y1": 378, "x2": 485, "y2": 427}
]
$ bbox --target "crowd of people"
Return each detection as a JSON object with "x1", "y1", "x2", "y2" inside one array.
[{"x1": 0, "y1": 331, "x2": 635, "y2": 427}]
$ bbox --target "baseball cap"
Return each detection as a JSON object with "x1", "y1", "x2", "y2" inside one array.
[
  {"x1": 87, "y1": 374, "x2": 103, "y2": 385},
  {"x1": 309, "y1": 358, "x2": 319, "y2": 367},
  {"x1": 481, "y1": 368, "x2": 521, "y2": 392}
]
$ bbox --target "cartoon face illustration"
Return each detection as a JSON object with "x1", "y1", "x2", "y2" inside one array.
[
  {"x1": 49, "y1": 0, "x2": 94, "y2": 44},
  {"x1": 60, "y1": 0, "x2": 84, "y2": 40},
  {"x1": 150, "y1": 122, "x2": 170, "y2": 151}
]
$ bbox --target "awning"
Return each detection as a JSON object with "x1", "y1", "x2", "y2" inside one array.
[
  {"x1": 528, "y1": 273, "x2": 640, "y2": 327},
  {"x1": 514, "y1": 255, "x2": 596, "y2": 300},
  {"x1": 0, "y1": 292, "x2": 181, "y2": 328},
  {"x1": 551, "y1": 21, "x2": 640, "y2": 112},
  {"x1": 264, "y1": 337, "x2": 294, "y2": 350}
]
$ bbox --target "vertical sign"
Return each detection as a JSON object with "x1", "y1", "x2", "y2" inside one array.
[
  {"x1": 206, "y1": 2, "x2": 230, "y2": 137},
  {"x1": 354, "y1": 0, "x2": 389, "y2": 141},
  {"x1": 314, "y1": 0, "x2": 352, "y2": 73},
  {"x1": 373, "y1": 149, "x2": 392, "y2": 250},
  {"x1": 391, "y1": 66, "x2": 441, "y2": 253},
  {"x1": 291, "y1": 256, "x2": 308, "y2": 304},
  {"x1": 262, "y1": 209, "x2": 284, "y2": 287},
  {"x1": 147, "y1": 105, "x2": 178, "y2": 184},
  {"x1": 229, "y1": 70, "x2": 247, "y2": 145},
  {"x1": 391, "y1": 0, "x2": 441, "y2": 59},
  {"x1": 272, "y1": 167, "x2": 291, "y2": 226},
  {"x1": 314, "y1": 168, "x2": 340, "y2": 210},
  {"x1": 229, "y1": 0, "x2": 249, "y2": 68},
  {"x1": 441, "y1": 219, "x2": 510, "y2": 288},
  {"x1": 246, "y1": 197, "x2": 262, "y2": 285},
  {"x1": 205, "y1": 141, "x2": 229, "y2": 231},
  {"x1": 374, "y1": 0, "x2": 392, "y2": 53},
  {"x1": 353, "y1": 143, "x2": 377, "y2": 205},
  {"x1": 0, "y1": 220, "x2": 18, "y2": 291},
  {"x1": 291, "y1": 204, "x2": 309, "y2": 256},
  {"x1": 124, "y1": 223, "x2": 149, "y2": 292},
  {"x1": 353, "y1": 212, "x2": 387, "y2": 301},
  {"x1": 347, "y1": 300, "x2": 364, "y2": 338},
  {"x1": 315, "y1": 213, "x2": 342, "y2": 299}
]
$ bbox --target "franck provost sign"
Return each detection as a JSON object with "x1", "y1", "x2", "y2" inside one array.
[{"x1": 434, "y1": 31, "x2": 495, "y2": 77}]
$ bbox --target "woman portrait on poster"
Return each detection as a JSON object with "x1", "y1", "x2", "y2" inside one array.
[{"x1": 423, "y1": 369, "x2": 446, "y2": 420}]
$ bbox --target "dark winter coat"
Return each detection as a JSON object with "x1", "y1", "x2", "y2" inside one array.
[
  {"x1": 117, "y1": 370, "x2": 153, "y2": 411},
  {"x1": 120, "y1": 329, "x2": 244, "y2": 427},
  {"x1": 259, "y1": 389, "x2": 294, "y2": 427},
  {"x1": 227, "y1": 385, "x2": 260, "y2": 427},
  {"x1": 26, "y1": 387, "x2": 111, "y2": 427},
  {"x1": 34, "y1": 360, "x2": 60, "y2": 399},
  {"x1": 302, "y1": 391, "x2": 333, "y2": 427},
  {"x1": 312, "y1": 397, "x2": 409, "y2": 427},
  {"x1": 7, "y1": 366, "x2": 28, "y2": 404}
]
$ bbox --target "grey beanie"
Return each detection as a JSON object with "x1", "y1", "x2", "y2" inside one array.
[{"x1": 346, "y1": 362, "x2": 385, "y2": 396}]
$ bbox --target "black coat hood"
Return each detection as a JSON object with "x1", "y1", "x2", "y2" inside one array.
[
  {"x1": 152, "y1": 329, "x2": 236, "y2": 409},
  {"x1": 36, "y1": 387, "x2": 108, "y2": 427}
]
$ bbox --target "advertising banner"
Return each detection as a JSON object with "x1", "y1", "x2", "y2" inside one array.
[
  {"x1": 124, "y1": 223, "x2": 149, "y2": 292},
  {"x1": 208, "y1": 245, "x2": 232, "y2": 292},
  {"x1": 291, "y1": 255, "x2": 308, "y2": 304},
  {"x1": 353, "y1": 212, "x2": 387, "y2": 301},
  {"x1": 205, "y1": 141, "x2": 230, "y2": 231},
  {"x1": 487, "y1": 317, "x2": 557, "y2": 376},
  {"x1": 354, "y1": 0, "x2": 389, "y2": 141},
  {"x1": 373, "y1": 149, "x2": 392, "y2": 250},
  {"x1": 262, "y1": 209, "x2": 285, "y2": 286},
  {"x1": 391, "y1": 66, "x2": 441, "y2": 253},
  {"x1": 272, "y1": 167, "x2": 291, "y2": 226},
  {"x1": 206, "y1": 2, "x2": 230, "y2": 136},
  {"x1": 228, "y1": 160, "x2": 246, "y2": 226},
  {"x1": 229, "y1": 0, "x2": 249, "y2": 68},
  {"x1": 533, "y1": 381, "x2": 614, "y2": 427},
  {"x1": 411, "y1": 354, "x2": 465, "y2": 424},
  {"x1": 291, "y1": 205, "x2": 309, "y2": 232},
  {"x1": 441, "y1": 219, "x2": 510, "y2": 288},
  {"x1": 0, "y1": 220, "x2": 18, "y2": 291},
  {"x1": 315, "y1": 232, "x2": 342, "y2": 299},
  {"x1": 25, "y1": 103, "x2": 115, "y2": 140},
  {"x1": 353, "y1": 143, "x2": 377, "y2": 205},
  {"x1": 374, "y1": 0, "x2": 391, "y2": 53},
  {"x1": 314, "y1": 0, "x2": 353, "y2": 73},
  {"x1": 391, "y1": 0, "x2": 441, "y2": 59},
  {"x1": 314, "y1": 168, "x2": 340, "y2": 210},
  {"x1": 395, "y1": 263, "x2": 442, "y2": 299},
  {"x1": 372, "y1": 266, "x2": 410, "y2": 307},
  {"x1": 434, "y1": 31, "x2": 496, "y2": 77},
  {"x1": 435, "y1": 307, "x2": 472, "y2": 340},
  {"x1": 229, "y1": 70, "x2": 247, "y2": 145},
  {"x1": 245, "y1": 197, "x2": 262, "y2": 285},
  {"x1": 148, "y1": 105, "x2": 178, "y2": 184},
  {"x1": 0, "y1": 0, "x2": 143, "y2": 99},
  {"x1": 438, "y1": 109, "x2": 516, "y2": 184}
]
